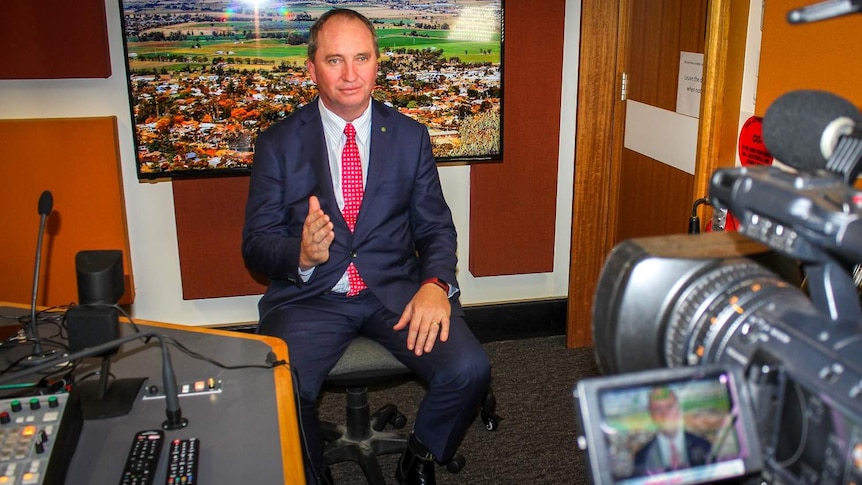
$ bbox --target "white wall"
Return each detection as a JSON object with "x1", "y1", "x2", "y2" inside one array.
[
  {"x1": 735, "y1": 0, "x2": 764, "y2": 166},
  {"x1": 0, "y1": 0, "x2": 580, "y2": 325}
]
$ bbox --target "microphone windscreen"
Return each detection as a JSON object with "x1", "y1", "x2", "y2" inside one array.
[
  {"x1": 37, "y1": 190, "x2": 53, "y2": 216},
  {"x1": 762, "y1": 90, "x2": 862, "y2": 172},
  {"x1": 787, "y1": 0, "x2": 862, "y2": 24}
]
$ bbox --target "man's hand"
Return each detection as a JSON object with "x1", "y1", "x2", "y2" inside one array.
[
  {"x1": 299, "y1": 195, "x2": 334, "y2": 270},
  {"x1": 393, "y1": 283, "x2": 450, "y2": 356}
]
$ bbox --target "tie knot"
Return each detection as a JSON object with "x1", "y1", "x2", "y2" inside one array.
[{"x1": 344, "y1": 123, "x2": 356, "y2": 140}]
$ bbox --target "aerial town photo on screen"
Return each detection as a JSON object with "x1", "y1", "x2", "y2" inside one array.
[{"x1": 120, "y1": 0, "x2": 503, "y2": 177}]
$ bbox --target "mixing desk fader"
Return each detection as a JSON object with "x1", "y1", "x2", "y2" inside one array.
[{"x1": 0, "y1": 393, "x2": 82, "y2": 485}]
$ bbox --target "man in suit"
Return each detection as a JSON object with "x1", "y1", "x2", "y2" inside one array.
[
  {"x1": 242, "y1": 8, "x2": 491, "y2": 485},
  {"x1": 632, "y1": 386, "x2": 712, "y2": 477}
]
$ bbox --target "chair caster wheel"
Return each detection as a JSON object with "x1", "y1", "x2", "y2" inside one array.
[
  {"x1": 481, "y1": 411, "x2": 501, "y2": 431},
  {"x1": 390, "y1": 411, "x2": 407, "y2": 429},
  {"x1": 444, "y1": 454, "x2": 465, "y2": 473}
]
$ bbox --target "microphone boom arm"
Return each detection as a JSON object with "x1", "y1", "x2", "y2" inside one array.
[
  {"x1": 0, "y1": 331, "x2": 188, "y2": 429},
  {"x1": 28, "y1": 213, "x2": 49, "y2": 356}
]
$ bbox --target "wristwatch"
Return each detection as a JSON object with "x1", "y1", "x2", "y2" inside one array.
[{"x1": 422, "y1": 277, "x2": 449, "y2": 293}]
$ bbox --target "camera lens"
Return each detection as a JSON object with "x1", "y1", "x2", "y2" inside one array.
[
  {"x1": 662, "y1": 258, "x2": 800, "y2": 368},
  {"x1": 592, "y1": 240, "x2": 807, "y2": 375}
]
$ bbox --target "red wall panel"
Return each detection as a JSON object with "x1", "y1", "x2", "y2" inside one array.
[
  {"x1": 0, "y1": 0, "x2": 111, "y2": 79},
  {"x1": 469, "y1": 0, "x2": 565, "y2": 276}
]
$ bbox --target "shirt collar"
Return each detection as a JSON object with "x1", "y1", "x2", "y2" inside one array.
[{"x1": 318, "y1": 98, "x2": 373, "y2": 144}]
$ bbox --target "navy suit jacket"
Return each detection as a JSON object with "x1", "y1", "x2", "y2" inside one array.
[
  {"x1": 632, "y1": 431, "x2": 713, "y2": 476},
  {"x1": 242, "y1": 99, "x2": 463, "y2": 320}
]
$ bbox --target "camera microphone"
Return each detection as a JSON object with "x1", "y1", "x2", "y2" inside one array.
[
  {"x1": 787, "y1": 0, "x2": 862, "y2": 24},
  {"x1": 762, "y1": 89, "x2": 862, "y2": 181}
]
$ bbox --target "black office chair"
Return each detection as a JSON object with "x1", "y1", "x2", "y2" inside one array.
[
  {"x1": 320, "y1": 336, "x2": 412, "y2": 484},
  {"x1": 320, "y1": 336, "x2": 499, "y2": 484}
]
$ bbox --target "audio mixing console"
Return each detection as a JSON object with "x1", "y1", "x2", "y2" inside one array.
[{"x1": 0, "y1": 393, "x2": 81, "y2": 485}]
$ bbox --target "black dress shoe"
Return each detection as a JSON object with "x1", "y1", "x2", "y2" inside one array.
[
  {"x1": 396, "y1": 434, "x2": 436, "y2": 485},
  {"x1": 315, "y1": 466, "x2": 334, "y2": 485}
]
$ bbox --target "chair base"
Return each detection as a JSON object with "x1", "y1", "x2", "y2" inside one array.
[
  {"x1": 322, "y1": 387, "x2": 408, "y2": 485},
  {"x1": 321, "y1": 336, "x2": 499, "y2": 483}
]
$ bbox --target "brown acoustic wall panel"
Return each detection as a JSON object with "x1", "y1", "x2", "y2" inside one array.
[
  {"x1": 468, "y1": 0, "x2": 565, "y2": 276},
  {"x1": 172, "y1": 177, "x2": 267, "y2": 300},
  {"x1": 0, "y1": 117, "x2": 133, "y2": 307},
  {"x1": 0, "y1": 0, "x2": 111, "y2": 79}
]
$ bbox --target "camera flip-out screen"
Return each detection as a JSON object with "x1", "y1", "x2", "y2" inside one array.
[{"x1": 575, "y1": 365, "x2": 763, "y2": 485}]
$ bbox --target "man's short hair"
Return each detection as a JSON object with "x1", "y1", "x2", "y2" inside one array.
[
  {"x1": 649, "y1": 386, "x2": 677, "y2": 404},
  {"x1": 307, "y1": 8, "x2": 380, "y2": 61}
]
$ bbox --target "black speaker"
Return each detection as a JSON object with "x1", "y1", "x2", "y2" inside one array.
[
  {"x1": 66, "y1": 305, "x2": 120, "y2": 355},
  {"x1": 75, "y1": 250, "x2": 124, "y2": 305}
]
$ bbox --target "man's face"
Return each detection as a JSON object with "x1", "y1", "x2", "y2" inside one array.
[
  {"x1": 307, "y1": 16, "x2": 378, "y2": 121},
  {"x1": 649, "y1": 395, "x2": 682, "y2": 436}
]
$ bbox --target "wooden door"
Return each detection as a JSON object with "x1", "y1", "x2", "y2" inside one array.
[
  {"x1": 612, "y1": 0, "x2": 707, "y2": 243},
  {"x1": 567, "y1": 0, "x2": 750, "y2": 348}
]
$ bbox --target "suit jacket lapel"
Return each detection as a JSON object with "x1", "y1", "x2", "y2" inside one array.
[
  {"x1": 355, "y1": 101, "x2": 393, "y2": 235},
  {"x1": 298, "y1": 100, "x2": 342, "y2": 225}
]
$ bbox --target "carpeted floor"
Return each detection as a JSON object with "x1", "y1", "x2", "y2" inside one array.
[{"x1": 319, "y1": 335, "x2": 601, "y2": 484}]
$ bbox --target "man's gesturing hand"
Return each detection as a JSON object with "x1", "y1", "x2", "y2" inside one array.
[{"x1": 299, "y1": 195, "x2": 334, "y2": 270}]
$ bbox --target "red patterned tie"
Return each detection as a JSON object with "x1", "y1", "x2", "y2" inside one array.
[
  {"x1": 342, "y1": 123, "x2": 366, "y2": 296},
  {"x1": 669, "y1": 441, "x2": 680, "y2": 470}
]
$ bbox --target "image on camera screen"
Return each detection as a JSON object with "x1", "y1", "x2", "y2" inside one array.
[{"x1": 576, "y1": 365, "x2": 762, "y2": 485}]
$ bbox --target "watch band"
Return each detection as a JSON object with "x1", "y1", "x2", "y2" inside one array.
[{"x1": 422, "y1": 277, "x2": 449, "y2": 293}]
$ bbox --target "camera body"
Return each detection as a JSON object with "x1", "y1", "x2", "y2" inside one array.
[{"x1": 576, "y1": 151, "x2": 862, "y2": 482}]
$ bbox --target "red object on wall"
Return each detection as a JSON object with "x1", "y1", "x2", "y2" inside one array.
[
  {"x1": 738, "y1": 116, "x2": 773, "y2": 167},
  {"x1": 0, "y1": 0, "x2": 111, "y2": 79}
]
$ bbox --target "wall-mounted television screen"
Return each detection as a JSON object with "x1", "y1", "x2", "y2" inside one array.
[{"x1": 119, "y1": 0, "x2": 504, "y2": 180}]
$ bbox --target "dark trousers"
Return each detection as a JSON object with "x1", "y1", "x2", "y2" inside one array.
[{"x1": 258, "y1": 291, "x2": 491, "y2": 483}]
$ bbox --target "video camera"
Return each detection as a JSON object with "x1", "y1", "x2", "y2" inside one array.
[{"x1": 575, "y1": 89, "x2": 862, "y2": 485}]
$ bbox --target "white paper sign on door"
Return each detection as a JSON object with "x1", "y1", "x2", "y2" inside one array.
[{"x1": 676, "y1": 51, "x2": 704, "y2": 118}]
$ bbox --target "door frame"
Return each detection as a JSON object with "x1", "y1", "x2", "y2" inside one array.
[{"x1": 566, "y1": 0, "x2": 751, "y2": 348}]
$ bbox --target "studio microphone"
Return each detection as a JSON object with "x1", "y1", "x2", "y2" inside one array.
[
  {"x1": 762, "y1": 89, "x2": 862, "y2": 181},
  {"x1": 26, "y1": 190, "x2": 54, "y2": 364},
  {"x1": 787, "y1": 0, "x2": 862, "y2": 24}
]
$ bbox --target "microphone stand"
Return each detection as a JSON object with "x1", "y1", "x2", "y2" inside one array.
[
  {"x1": 96, "y1": 356, "x2": 112, "y2": 401},
  {"x1": 159, "y1": 337, "x2": 188, "y2": 430},
  {"x1": 27, "y1": 210, "x2": 48, "y2": 357},
  {"x1": 22, "y1": 191, "x2": 60, "y2": 366}
]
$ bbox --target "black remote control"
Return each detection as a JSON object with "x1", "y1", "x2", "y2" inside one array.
[
  {"x1": 166, "y1": 437, "x2": 200, "y2": 484},
  {"x1": 120, "y1": 429, "x2": 165, "y2": 485}
]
